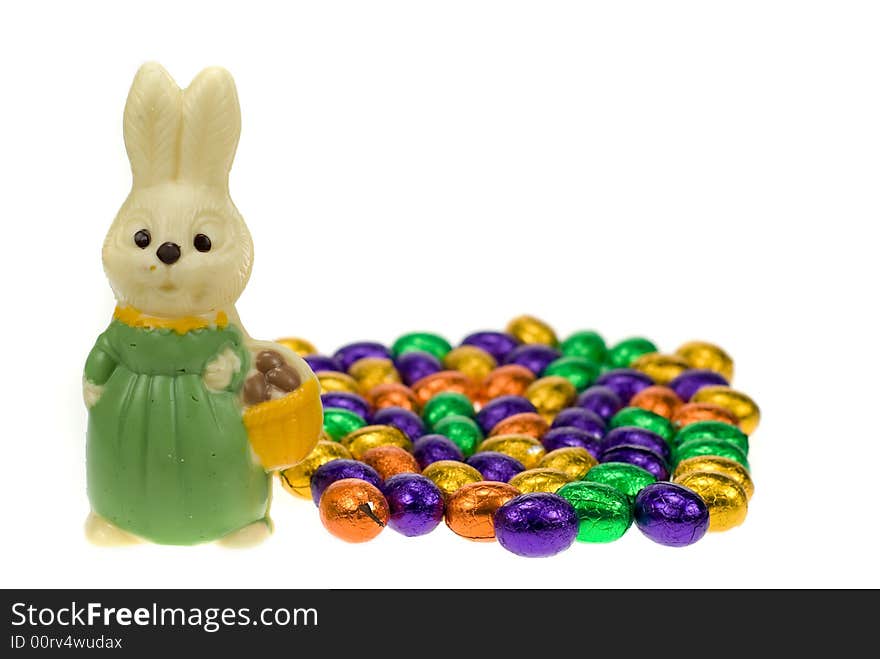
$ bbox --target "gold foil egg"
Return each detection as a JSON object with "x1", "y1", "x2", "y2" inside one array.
[
  {"x1": 488, "y1": 412, "x2": 550, "y2": 440},
  {"x1": 675, "y1": 341, "x2": 734, "y2": 381},
  {"x1": 422, "y1": 460, "x2": 483, "y2": 498},
  {"x1": 538, "y1": 446, "x2": 598, "y2": 480},
  {"x1": 275, "y1": 337, "x2": 318, "y2": 356},
  {"x1": 444, "y1": 481, "x2": 520, "y2": 541},
  {"x1": 316, "y1": 370, "x2": 360, "y2": 395},
  {"x1": 367, "y1": 383, "x2": 419, "y2": 412},
  {"x1": 508, "y1": 468, "x2": 572, "y2": 494},
  {"x1": 525, "y1": 376, "x2": 577, "y2": 422},
  {"x1": 673, "y1": 455, "x2": 755, "y2": 500},
  {"x1": 348, "y1": 357, "x2": 401, "y2": 394},
  {"x1": 506, "y1": 315, "x2": 559, "y2": 347},
  {"x1": 690, "y1": 386, "x2": 760, "y2": 434},
  {"x1": 477, "y1": 434, "x2": 546, "y2": 469},
  {"x1": 629, "y1": 385, "x2": 683, "y2": 419},
  {"x1": 279, "y1": 440, "x2": 352, "y2": 498},
  {"x1": 676, "y1": 471, "x2": 748, "y2": 532},
  {"x1": 444, "y1": 345, "x2": 497, "y2": 381},
  {"x1": 631, "y1": 353, "x2": 691, "y2": 385},
  {"x1": 341, "y1": 424, "x2": 412, "y2": 460}
]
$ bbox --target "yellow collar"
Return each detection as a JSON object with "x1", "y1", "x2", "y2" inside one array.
[{"x1": 113, "y1": 306, "x2": 229, "y2": 335}]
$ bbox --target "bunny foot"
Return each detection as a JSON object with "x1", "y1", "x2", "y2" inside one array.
[
  {"x1": 217, "y1": 517, "x2": 273, "y2": 549},
  {"x1": 85, "y1": 512, "x2": 142, "y2": 546}
]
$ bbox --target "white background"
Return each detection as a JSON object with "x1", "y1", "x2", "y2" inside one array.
[{"x1": 1, "y1": 1, "x2": 878, "y2": 589}]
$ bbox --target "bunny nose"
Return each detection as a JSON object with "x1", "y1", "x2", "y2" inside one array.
[{"x1": 156, "y1": 242, "x2": 181, "y2": 265}]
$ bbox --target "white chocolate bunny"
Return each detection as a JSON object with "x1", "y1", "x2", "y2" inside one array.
[{"x1": 84, "y1": 63, "x2": 322, "y2": 547}]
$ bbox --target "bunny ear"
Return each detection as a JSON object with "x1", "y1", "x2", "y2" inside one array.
[
  {"x1": 178, "y1": 67, "x2": 241, "y2": 187},
  {"x1": 123, "y1": 62, "x2": 183, "y2": 187}
]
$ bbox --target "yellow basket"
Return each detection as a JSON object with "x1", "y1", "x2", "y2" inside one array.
[{"x1": 242, "y1": 377, "x2": 323, "y2": 471}]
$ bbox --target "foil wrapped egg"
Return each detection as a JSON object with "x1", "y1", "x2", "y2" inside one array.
[
  {"x1": 466, "y1": 451, "x2": 526, "y2": 483},
  {"x1": 443, "y1": 345, "x2": 497, "y2": 381},
  {"x1": 675, "y1": 471, "x2": 748, "y2": 532},
  {"x1": 362, "y1": 445, "x2": 421, "y2": 480},
  {"x1": 394, "y1": 351, "x2": 443, "y2": 387},
  {"x1": 504, "y1": 344, "x2": 562, "y2": 376},
  {"x1": 279, "y1": 441, "x2": 352, "y2": 498},
  {"x1": 673, "y1": 455, "x2": 755, "y2": 500},
  {"x1": 631, "y1": 353, "x2": 690, "y2": 385},
  {"x1": 366, "y1": 383, "x2": 419, "y2": 413},
  {"x1": 348, "y1": 357, "x2": 401, "y2": 393},
  {"x1": 341, "y1": 424, "x2": 413, "y2": 460},
  {"x1": 275, "y1": 336, "x2": 317, "y2": 356},
  {"x1": 318, "y1": 478, "x2": 390, "y2": 543},
  {"x1": 675, "y1": 341, "x2": 734, "y2": 381},
  {"x1": 634, "y1": 482, "x2": 710, "y2": 547},
  {"x1": 557, "y1": 481, "x2": 633, "y2": 543},
  {"x1": 431, "y1": 414, "x2": 484, "y2": 457},
  {"x1": 316, "y1": 370, "x2": 361, "y2": 395},
  {"x1": 480, "y1": 365, "x2": 536, "y2": 403},
  {"x1": 382, "y1": 473, "x2": 445, "y2": 537},
  {"x1": 607, "y1": 337, "x2": 658, "y2": 369},
  {"x1": 576, "y1": 385, "x2": 623, "y2": 421},
  {"x1": 476, "y1": 395, "x2": 537, "y2": 434},
  {"x1": 690, "y1": 386, "x2": 760, "y2": 434},
  {"x1": 321, "y1": 391, "x2": 371, "y2": 421},
  {"x1": 508, "y1": 468, "x2": 572, "y2": 494},
  {"x1": 421, "y1": 392, "x2": 475, "y2": 430},
  {"x1": 560, "y1": 330, "x2": 608, "y2": 364},
  {"x1": 334, "y1": 341, "x2": 392, "y2": 372},
  {"x1": 477, "y1": 434, "x2": 546, "y2": 469},
  {"x1": 322, "y1": 407, "x2": 368, "y2": 442},
  {"x1": 494, "y1": 493, "x2": 579, "y2": 558},
  {"x1": 461, "y1": 331, "x2": 520, "y2": 363},
  {"x1": 412, "y1": 371, "x2": 479, "y2": 408},
  {"x1": 551, "y1": 407, "x2": 606, "y2": 437},
  {"x1": 629, "y1": 385, "x2": 683, "y2": 420},
  {"x1": 583, "y1": 461, "x2": 657, "y2": 499},
  {"x1": 542, "y1": 356, "x2": 600, "y2": 392},
  {"x1": 538, "y1": 446, "x2": 598, "y2": 480},
  {"x1": 595, "y1": 369, "x2": 655, "y2": 405},
  {"x1": 525, "y1": 376, "x2": 577, "y2": 422},
  {"x1": 422, "y1": 460, "x2": 483, "y2": 498},
  {"x1": 601, "y1": 427, "x2": 672, "y2": 462},
  {"x1": 668, "y1": 369, "x2": 729, "y2": 402},
  {"x1": 489, "y1": 412, "x2": 550, "y2": 440},
  {"x1": 371, "y1": 406, "x2": 425, "y2": 442},
  {"x1": 674, "y1": 438, "x2": 750, "y2": 471},
  {"x1": 445, "y1": 481, "x2": 521, "y2": 541},
  {"x1": 505, "y1": 315, "x2": 559, "y2": 347},
  {"x1": 304, "y1": 354, "x2": 344, "y2": 373},
  {"x1": 600, "y1": 445, "x2": 669, "y2": 480},
  {"x1": 412, "y1": 435, "x2": 465, "y2": 469},
  {"x1": 672, "y1": 402, "x2": 740, "y2": 430},
  {"x1": 540, "y1": 427, "x2": 602, "y2": 458},
  {"x1": 310, "y1": 459, "x2": 383, "y2": 505},
  {"x1": 392, "y1": 332, "x2": 453, "y2": 361},
  {"x1": 609, "y1": 406, "x2": 675, "y2": 443},
  {"x1": 674, "y1": 420, "x2": 749, "y2": 454}
]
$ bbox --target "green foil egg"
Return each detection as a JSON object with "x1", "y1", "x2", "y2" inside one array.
[
  {"x1": 607, "y1": 337, "x2": 658, "y2": 368},
  {"x1": 432, "y1": 414, "x2": 484, "y2": 457},
  {"x1": 674, "y1": 420, "x2": 749, "y2": 454},
  {"x1": 322, "y1": 407, "x2": 367, "y2": 442},
  {"x1": 392, "y1": 332, "x2": 453, "y2": 360},
  {"x1": 556, "y1": 481, "x2": 633, "y2": 543},
  {"x1": 674, "y1": 438, "x2": 750, "y2": 470},
  {"x1": 609, "y1": 407, "x2": 675, "y2": 443},
  {"x1": 583, "y1": 462, "x2": 657, "y2": 500},
  {"x1": 422, "y1": 392, "x2": 476, "y2": 430},
  {"x1": 560, "y1": 331, "x2": 608, "y2": 364},
  {"x1": 542, "y1": 356, "x2": 600, "y2": 392}
]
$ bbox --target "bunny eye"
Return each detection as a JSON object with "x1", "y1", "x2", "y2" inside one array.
[
  {"x1": 133, "y1": 229, "x2": 151, "y2": 249},
  {"x1": 193, "y1": 233, "x2": 212, "y2": 252}
]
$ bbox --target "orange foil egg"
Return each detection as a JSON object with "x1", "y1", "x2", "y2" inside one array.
[
  {"x1": 444, "y1": 481, "x2": 521, "y2": 541},
  {"x1": 361, "y1": 445, "x2": 421, "y2": 480},
  {"x1": 318, "y1": 478, "x2": 390, "y2": 543},
  {"x1": 672, "y1": 402, "x2": 740, "y2": 429},
  {"x1": 488, "y1": 412, "x2": 550, "y2": 440},
  {"x1": 367, "y1": 383, "x2": 419, "y2": 413},
  {"x1": 480, "y1": 365, "x2": 536, "y2": 405},
  {"x1": 348, "y1": 357, "x2": 401, "y2": 394},
  {"x1": 411, "y1": 371, "x2": 479, "y2": 408},
  {"x1": 443, "y1": 345, "x2": 497, "y2": 381},
  {"x1": 629, "y1": 385, "x2": 683, "y2": 420}
]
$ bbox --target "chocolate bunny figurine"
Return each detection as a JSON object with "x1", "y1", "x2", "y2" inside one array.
[{"x1": 84, "y1": 63, "x2": 322, "y2": 546}]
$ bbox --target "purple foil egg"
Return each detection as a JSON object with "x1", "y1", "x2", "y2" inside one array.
[
  {"x1": 333, "y1": 341, "x2": 392, "y2": 372},
  {"x1": 395, "y1": 351, "x2": 443, "y2": 386},
  {"x1": 601, "y1": 427, "x2": 672, "y2": 462},
  {"x1": 466, "y1": 452, "x2": 526, "y2": 483},
  {"x1": 600, "y1": 445, "x2": 669, "y2": 481},
  {"x1": 541, "y1": 426, "x2": 603, "y2": 459},
  {"x1": 504, "y1": 345, "x2": 562, "y2": 376},
  {"x1": 595, "y1": 369, "x2": 654, "y2": 405},
  {"x1": 475, "y1": 395, "x2": 537, "y2": 434},
  {"x1": 494, "y1": 493, "x2": 579, "y2": 558},
  {"x1": 310, "y1": 459, "x2": 383, "y2": 505},
  {"x1": 320, "y1": 391, "x2": 371, "y2": 420},
  {"x1": 382, "y1": 473, "x2": 445, "y2": 537},
  {"x1": 551, "y1": 408, "x2": 606, "y2": 438},
  {"x1": 371, "y1": 406, "x2": 425, "y2": 441},
  {"x1": 668, "y1": 369, "x2": 730, "y2": 402},
  {"x1": 412, "y1": 435, "x2": 465, "y2": 469},
  {"x1": 461, "y1": 331, "x2": 521, "y2": 363},
  {"x1": 303, "y1": 354, "x2": 343, "y2": 373},
  {"x1": 634, "y1": 482, "x2": 710, "y2": 547},
  {"x1": 576, "y1": 386, "x2": 623, "y2": 421}
]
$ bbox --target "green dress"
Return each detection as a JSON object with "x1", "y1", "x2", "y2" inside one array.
[{"x1": 84, "y1": 318, "x2": 269, "y2": 545}]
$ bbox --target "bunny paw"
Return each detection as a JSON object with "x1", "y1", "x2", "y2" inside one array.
[
  {"x1": 83, "y1": 379, "x2": 104, "y2": 409},
  {"x1": 203, "y1": 347, "x2": 242, "y2": 391}
]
